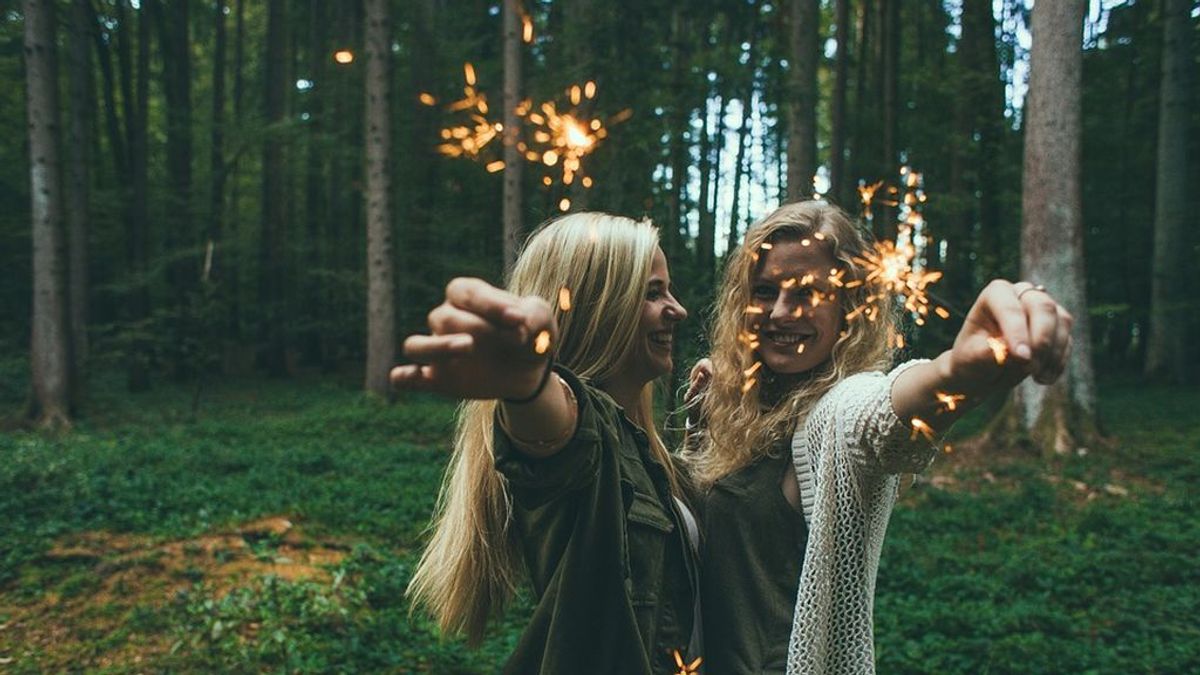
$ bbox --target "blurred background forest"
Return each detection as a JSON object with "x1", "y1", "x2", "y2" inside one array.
[{"x1": 2, "y1": 0, "x2": 1199, "y2": 672}]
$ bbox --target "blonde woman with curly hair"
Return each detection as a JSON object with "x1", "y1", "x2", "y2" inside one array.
[
  {"x1": 683, "y1": 200, "x2": 1072, "y2": 674},
  {"x1": 392, "y1": 213, "x2": 699, "y2": 674}
]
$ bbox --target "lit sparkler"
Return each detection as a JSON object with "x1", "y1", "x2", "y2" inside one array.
[{"x1": 910, "y1": 417, "x2": 935, "y2": 442}]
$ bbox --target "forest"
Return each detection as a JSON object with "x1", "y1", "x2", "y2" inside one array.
[{"x1": 1, "y1": 0, "x2": 1198, "y2": 672}]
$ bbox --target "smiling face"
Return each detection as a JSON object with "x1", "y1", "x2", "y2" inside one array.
[
  {"x1": 747, "y1": 239, "x2": 844, "y2": 375},
  {"x1": 620, "y1": 246, "x2": 688, "y2": 382}
]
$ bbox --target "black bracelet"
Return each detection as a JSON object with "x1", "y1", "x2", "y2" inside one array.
[{"x1": 503, "y1": 360, "x2": 555, "y2": 404}]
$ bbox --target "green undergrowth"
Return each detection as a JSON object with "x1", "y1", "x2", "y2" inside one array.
[{"x1": 1, "y1": 360, "x2": 1197, "y2": 672}]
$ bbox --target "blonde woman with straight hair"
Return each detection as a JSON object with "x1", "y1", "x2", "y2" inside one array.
[
  {"x1": 683, "y1": 200, "x2": 1073, "y2": 674},
  {"x1": 393, "y1": 213, "x2": 699, "y2": 674}
]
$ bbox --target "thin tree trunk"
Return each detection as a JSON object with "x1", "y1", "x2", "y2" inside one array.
[
  {"x1": 665, "y1": 6, "x2": 690, "y2": 260},
  {"x1": 66, "y1": 0, "x2": 93, "y2": 391},
  {"x1": 210, "y1": 0, "x2": 226, "y2": 276},
  {"x1": 24, "y1": 0, "x2": 72, "y2": 428},
  {"x1": 89, "y1": 3, "x2": 127, "y2": 182},
  {"x1": 727, "y1": 92, "x2": 753, "y2": 255},
  {"x1": 502, "y1": 0, "x2": 523, "y2": 276},
  {"x1": 786, "y1": 0, "x2": 818, "y2": 200},
  {"x1": 151, "y1": 0, "x2": 193, "y2": 294},
  {"x1": 363, "y1": 0, "x2": 395, "y2": 397},
  {"x1": 993, "y1": 0, "x2": 1097, "y2": 455},
  {"x1": 848, "y1": 0, "x2": 870, "y2": 210},
  {"x1": 878, "y1": 0, "x2": 900, "y2": 231},
  {"x1": 126, "y1": 0, "x2": 151, "y2": 391},
  {"x1": 1145, "y1": 0, "x2": 1192, "y2": 381},
  {"x1": 259, "y1": 0, "x2": 288, "y2": 376},
  {"x1": 829, "y1": 0, "x2": 849, "y2": 204},
  {"x1": 696, "y1": 92, "x2": 715, "y2": 280}
]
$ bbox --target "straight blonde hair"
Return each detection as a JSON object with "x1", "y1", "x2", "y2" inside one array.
[
  {"x1": 407, "y1": 212, "x2": 685, "y2": 645},
  {"x1": 683, "y1": 201, "x2": 898, "y2": 488}
]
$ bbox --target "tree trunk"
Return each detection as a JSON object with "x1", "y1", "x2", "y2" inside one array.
[
  {"x1": 126, "y1": 0, "x2": 151, "y2": 391},
  {"x1": 502, "y1": 0, "x2": 523, "y2": 276},
  {"x1": 829, "y1": 0, "x2": 849, "y2": 204},
  {"x1": 259, "y1": 0, "x2": 288, "y2": 376},
  {"x1": 150, "y1": 0, "x2": 194, "y2": 294},
  {"x1": 66, "y1": 0, "x2": 93, "y2": 391},
  {"x1": 786, "y1": 0, "x2": 818, "y2": 200},
  {"x1": 24, "y1": 0, "x2": 72, "y2": 428},
  {"x1": 210, "y1": 0, "x2": 226, "y2": 277},
  {"x1": 363, "y1": 0, "x2": 395, "y2": 397},
  {"x1": 1144, "y1": 0, "x2": 1192, "y2": 381},
  {"x1": 727, "y1": 91, "x2": 754, "y2": 256},
  {"x1": 992, "y1": 0, "x2": 1098, "y2": 456},
  {"x1": 696, "y1": 92, "x2": 716, "y2": 281},
  {"x1": 878, "y1": 0, "x2": 900, "y2": 231}
]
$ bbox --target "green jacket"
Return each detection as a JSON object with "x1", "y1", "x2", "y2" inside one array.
[{"x1": 493, "y1": 367, "x2": 698, "y2": 674}]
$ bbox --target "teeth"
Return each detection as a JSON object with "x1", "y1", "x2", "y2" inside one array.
[
  {"x1": 766, "y1": 332, "x2": 809, "y2": 345},
  {"x1": 649, "y1": 332, "x2": 673, "y2": 346}
]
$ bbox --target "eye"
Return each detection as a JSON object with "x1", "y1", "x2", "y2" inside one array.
[
  {"x1": 646, "y1": 287, "x2": 664, "y2": 301},
  {"x1": 751, "y1": 284, "x2": 776, "y2": 300}
]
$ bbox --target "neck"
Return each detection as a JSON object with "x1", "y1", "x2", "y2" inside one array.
[{"x1": 602, "y1": 375, "x2": 646, "y2": 417}]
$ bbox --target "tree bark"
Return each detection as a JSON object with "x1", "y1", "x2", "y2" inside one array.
[
  {"x1": 696, "y1": 92, "x2": 716, "y2": 281},
  {"x1": 502, "y1": 0, "x2": 523, "y2": 276},
  {"x1": 363, "y1": 0, "x2": 395, "y2": 397},
  {"x1": 829, "y1": 0, "x2": 850, "y2": 204},
  {"x1": 997, "y1": 0, "x2": 1098, "y2": 455},
  {"x1": 150, "y1": 0, "x2": 194, "y2": 294},
  {"x1": 786, "y1": 0, "x2": 818, "y2": 200},
  {"x1": 259, "y1": 0, "x2": 288, "y2": 376},
  {"x1": 1144, "y1": 0, "x2": 1192, "y2": 381},
  {"x1": 66, "y1": 0, "x2": 94, "y2": 389},
  {"x1": 210, "y1": 0, "x2": 227, "y2": 276},
  {"x1": 24, "y1": 0, "x2": 72, "y2": 428},
  {"x1": 126, "y1": 0, "x2": 151, "y2": 391}
]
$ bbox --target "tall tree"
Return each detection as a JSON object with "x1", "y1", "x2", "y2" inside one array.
[
  {"x1": 502, "y1": 0, "x2": 523, "y2": 275},
  {"x1": 786, "y1": 0, "x2": 818, "y2": 200},
  {"x1": 1144, "y1": 0, "x2": 1192, "y2": 381},
  {"x1": 259, "y1": 0, "x2": 288, "y2": 375},
  {"x1": 66, "y1": 0, "x2": 94, "y2": 386},
  {"x1": 363, "y1": 0, "x2": 395, "y2": 397},
  {"x1": 23, "y1": 0, "x2": 72, "y2": 427},
  {"x1": 151, "y1": 0, "x2": 194, "y2": 293},
  {"x1": 127, "y1": 0, "x2": 152, "y2": 391},
  {"x1": 828, "y1": 0, "x2": 850, "y2": 204},
  {"x1": 210, "y1": 0, "x2": 227, "y2": 277},
  {"x1": 991, "y1": 0, "x2": 1097, "y2": 454}
]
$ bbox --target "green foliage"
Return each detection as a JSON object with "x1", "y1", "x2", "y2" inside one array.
[{"x1": 2, "y1": 373, "x2": 1198, "y2": 672}]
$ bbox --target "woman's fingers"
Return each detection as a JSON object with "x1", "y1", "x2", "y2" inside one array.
[
  {"x1": 402, "y1": 333, "x2": 474, "y2": 363},
  {"x1": 976, "y1": 280, "x2": 1033, "y2": 366},
  {"x1": 1037, "y1": 305, "x2": 1074, "y2": 384},
  {"x1": 390, "y1": 363, "x2": 433, "y2": 390},
  {"x1": 444, "y1": 278, "x2": 527, "y2": 329},
  {"x1": 1022, "y1": 290, "x2": 1060, "y2": 381}
]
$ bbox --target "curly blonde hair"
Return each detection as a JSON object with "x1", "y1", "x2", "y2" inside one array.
[{"x1": 684, "y1": 201, "x2": 899, "y2": 488}]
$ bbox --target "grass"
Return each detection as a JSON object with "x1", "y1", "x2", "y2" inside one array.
[{"x1": 1, "y1": 355, "x2": 1197, "y2": 673}]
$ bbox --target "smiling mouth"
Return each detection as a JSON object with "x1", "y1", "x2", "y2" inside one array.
[
  {"x1": 649, "y1": 331, "x2": 674, "y2": 348},
  {"x1": 764, "y1": 331, "x2": 813, "y2": 347}
]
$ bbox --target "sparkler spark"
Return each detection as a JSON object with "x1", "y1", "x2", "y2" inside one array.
[
  {"x1": 910, "y1": 417, "x2": 935, "y2": 442},
  {"x1": 935, "y1": 392, "x2": 966, "y2": 412},
  {"x1": 987, "y1": 337, "x2": 1008, "y2": 365},
  {"x1": 558, "y1": 287, "x2": 572, "y2": 312},
  {"x1": 672, "y1": 649, "x2": 703, "y2": 675},
  {"x1": 533, "y1": 330, "x2": 552, "y2": 355}
]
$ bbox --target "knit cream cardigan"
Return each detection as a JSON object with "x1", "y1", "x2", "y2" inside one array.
[{"x1": 787, "y1": 360, "x2": 937, "y2": 674}]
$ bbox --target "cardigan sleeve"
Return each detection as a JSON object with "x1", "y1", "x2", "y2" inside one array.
[{"x1": 804, "y1": 359, "x2": 939, "y2": 476}]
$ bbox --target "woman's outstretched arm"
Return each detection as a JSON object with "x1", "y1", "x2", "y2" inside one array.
[
  {"x1": 391, "y1": 277, "x2": 577, "y2": 458},
  {"x1": 891, "y1": 279, "x2": 1073, "y2": 432}
]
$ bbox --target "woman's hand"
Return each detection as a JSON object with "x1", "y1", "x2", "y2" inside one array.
[
  {"x1": 391, "y1": 278, "x2": 558, "y2": 400},
  {"x1": 939, "y1": 280, "x2": 1073, "y2": 395}
]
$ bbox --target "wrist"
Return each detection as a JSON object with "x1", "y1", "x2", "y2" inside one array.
[{"x1": 504, "y1": 360, "x2": 554, "y2": 404}]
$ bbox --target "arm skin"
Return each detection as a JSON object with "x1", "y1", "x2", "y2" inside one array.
[
  {"x1": 891, "y1": 279, "x2": 1074, "y2": 433},
  {"x1": 390, "y1": 277, "x2": 577, "y2": 458}
]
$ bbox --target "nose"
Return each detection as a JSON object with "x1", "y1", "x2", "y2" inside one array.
[
  {"x1": 665, "y1": 295, "x2": 688, "y2": 323},
  {"x1": 769, "y1": 291, "x2": 795, "y2": 322}
]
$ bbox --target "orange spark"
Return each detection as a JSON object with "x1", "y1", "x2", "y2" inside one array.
[
  {"x1": 935, "y1": 392, "x2": 965, "y2": 412},
  {"x1": 910, "y1": 417, "x2": 935, "y2": 442},
  {"x1": 744, "y1": 306, "x2": 764, "y2": 315},
  {"x1": 333, "y1": 49, "x2": 354, "y2": 64},
  {"x1": 533, "y1": 330, "x2": 552, "y2": 355},
  {"x1": 522, "y1": 14, "x2": 533, "y2": 43},
  {"x1": 558, "y1": 287, "x2": 572, "y2": 312},
  {"x1": 558, "y1": 198, "x2": 571, "y2": 212},
  {"x1": 419, "y1": 92, "x2": 437, "y2": 106},
  {"x1": 672, "y1": 648, "x2": 703, "y2": 675},
  {"x1": 987, "y1": 337, "x2": 1008, "y2": 365},
  {"x1": 464, "y1": 62, "x2": 477, "y2": 86},
  {"x1": 485, "y1": 160, "x2": 505, "y2": 173},
  {"x1": 796, "y1": 343, "x2": 806, "y2": 354}
]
